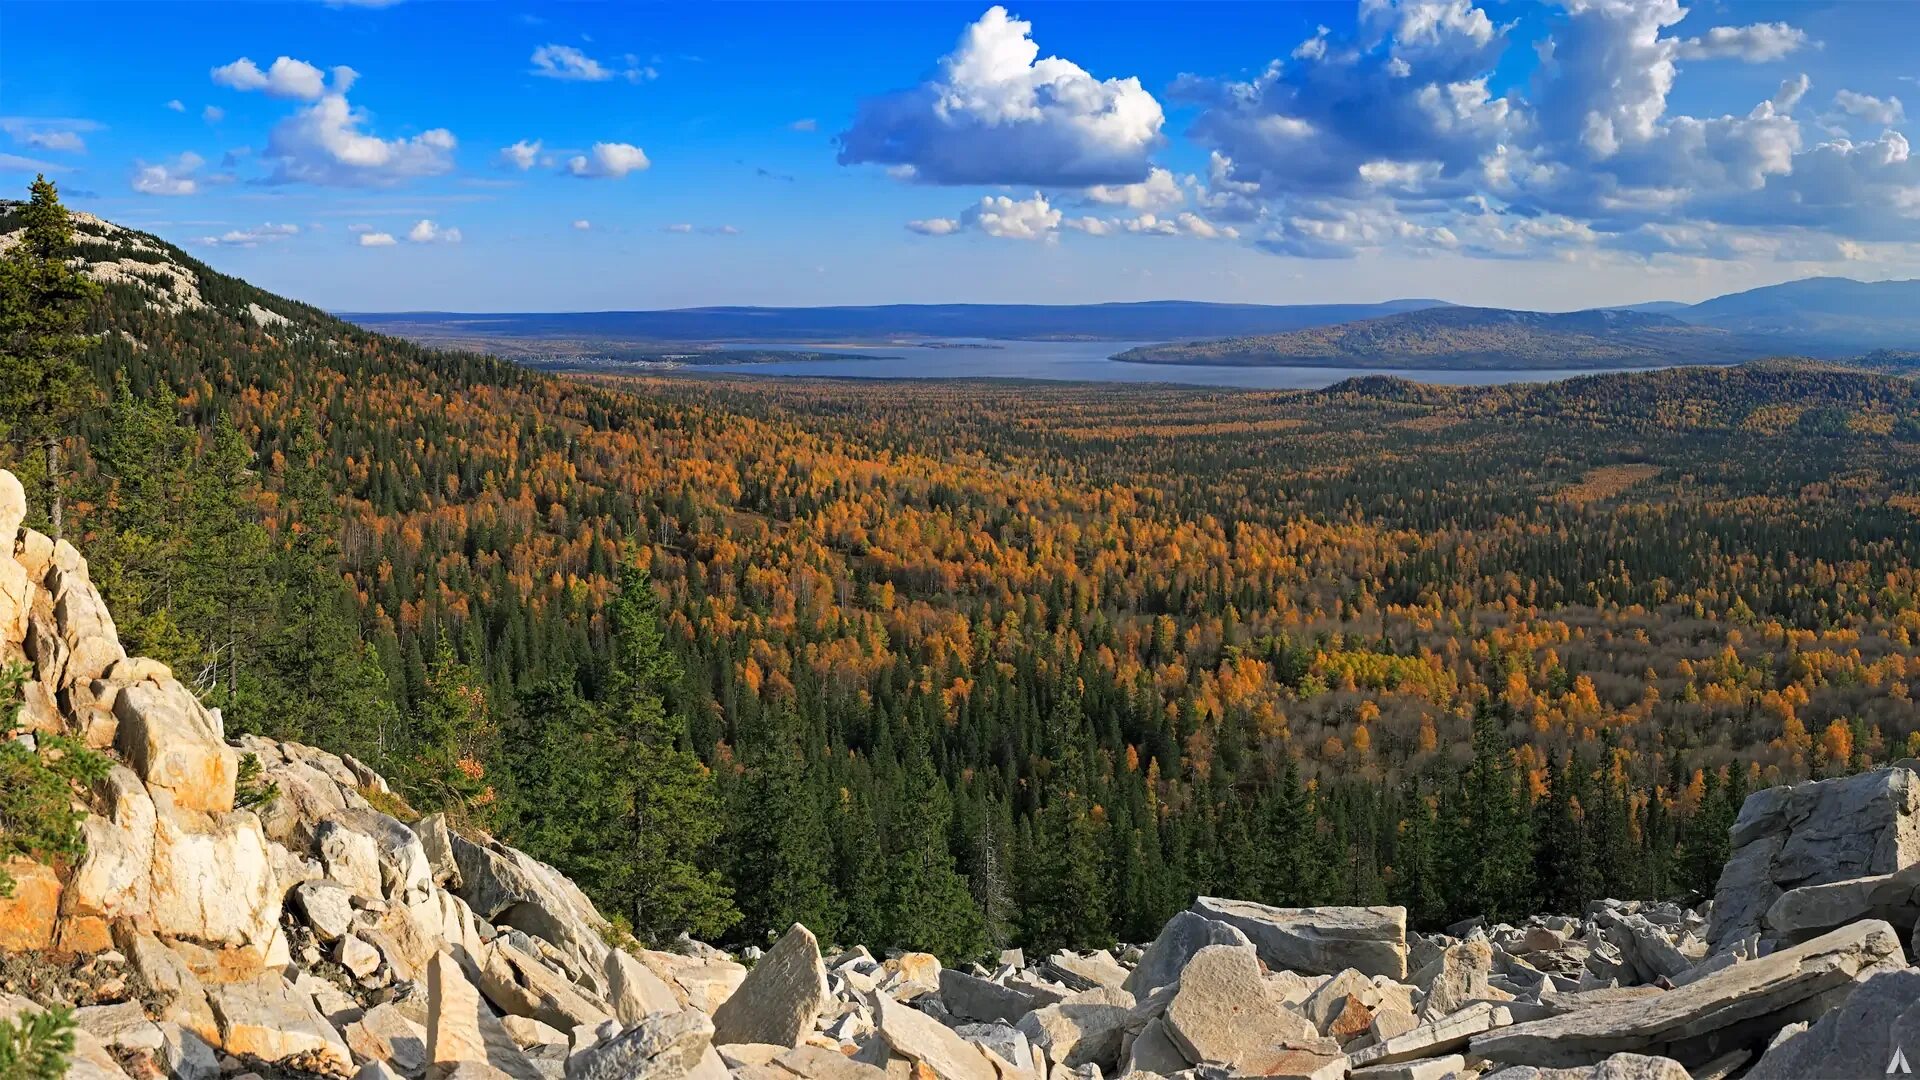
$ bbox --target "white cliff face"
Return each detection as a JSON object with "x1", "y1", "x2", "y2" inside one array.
[{"x1": 1, "y1": 461, "x2": 1917, "y2": 1080}]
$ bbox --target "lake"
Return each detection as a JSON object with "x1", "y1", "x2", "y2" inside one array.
[{"x1": 675, "y1": 339, "x2": 1693, "y2": 389}]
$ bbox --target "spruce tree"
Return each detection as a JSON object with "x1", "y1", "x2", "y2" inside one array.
[
  {"x1": 605, "y1": 560, "x2": 738, "y2": 943},
  {"x1": 733, "y1": 699, "x2": 841, "y2": 943},
  {"x1": 880, "y1": 733, "x2": 984, "y2": 960},
  {"x1": 1016, "y1": 690, "x2": 1111, "y2": 953},
  {"x1": 0, "y1": 177, "x2": 99, "y2": 538}
]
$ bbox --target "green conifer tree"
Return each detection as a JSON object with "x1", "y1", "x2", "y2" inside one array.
[
  {"x1": 605, "y1": 559, "x2": 738, "y2": 943},
  {"x1": 0, "y1": 177, "x2": 100, "y2": 539}
]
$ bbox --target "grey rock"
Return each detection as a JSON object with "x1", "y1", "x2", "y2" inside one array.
[
  {"x1": 1017, "y1": 987, "x2": 1134, "y2": 1071},
  {"x1": 72, "y1": 1001, "x2": 163, "y2": 1053},
  {"x1": 874, "y1": 991, "x2": 997, "y2": 1080},
  {"x1": 939, "y1": 968, "x2": 1043, "y2": 1024},
  {"x1": 1742, "y1": 968, "x2": 1920, "y2": 1079},
  {"x1": 1471, "y1": 920, "x2": 1907, "y2": 1069},
  {"x1": 1762, "y1": 861, "x2": 1920, "y2": 943},
  {"x1": 564, "y1": 1009, "x2": 715, "y2": 1080},
  {"x1": 1708, "y1": 766, "x2": 1920, "y2": 949},
  {"x1": 292, "y1": 879, "x2": 358, "y2": 942},
  {"x1": 1123, "y1": 911, "x2": 1251, "y2": 997},
  {"x1": 710, "y1": 923, "x2": 831, "y2": 1048},
  {"x1": 1191, "y1": 897, "x2": 1408, "y2": 980}
]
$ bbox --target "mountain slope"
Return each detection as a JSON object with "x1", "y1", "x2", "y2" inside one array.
[
  {"x1": 344, "y1": 297, "x2": 1451, "y2": 344},
  {"x1": 1679, "y1": 276, "x2": 1920, "y2": 353},
  {"x1": 1114, "y1": 305, "x2": 1753, "y2": 369}
]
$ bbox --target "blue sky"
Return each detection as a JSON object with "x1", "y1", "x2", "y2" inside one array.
[{"x1": 4, "y1": 0, "x2": 1918, "y2": 312}]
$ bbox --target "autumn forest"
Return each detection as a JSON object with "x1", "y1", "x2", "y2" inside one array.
[{"x1": 17, "y1": 205, "x2": 1920, "y2": 961}]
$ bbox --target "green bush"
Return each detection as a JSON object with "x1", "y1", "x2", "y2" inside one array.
[
  {"x1": 0, "y1": 1007, "x2": 74, "y2": 1080},
  {"x1": 0, "y1": 735, "x2": 110, "y2": 898}
]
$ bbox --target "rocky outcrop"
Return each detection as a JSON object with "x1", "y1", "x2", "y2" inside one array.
[{"x1": 1708, "y1": 765, "x2": 1920, "y2": 948}]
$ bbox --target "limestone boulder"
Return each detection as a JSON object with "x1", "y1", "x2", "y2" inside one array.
[
  {"x1": 0, "y1": 557, "x2": 31, "y2": 653},
  {"x1": 939, "y1": 968, "x2": 1044, "y2": 1025},
  {"x1": 147, "y1": 792, "x2": 281, "y2": 952},
  {"x1": 0, "y1": 470, "x2": 24, "y2": 546},
  {"x1": 711, "y1": 923, "x2": 830, "y2": 1047},
  {"x1": 1161, "y1": 944, "x2": 1334, "y2": 1071},
  {"x1": 1762, "y1": 862, "x2": 1920, "y2": 944},
  {"x1": 874, "y1": 991, "x2": 997, "y2": 1080},
  {"x1": 604, "y1": 946, "x2": 685, "y2": 1025},
  {"x1": 208, "y1": 973, "x2": 354, "y2": 1072},
  {"x1": 1419, "y1": 939, "x2": 1493, "y2": 1020},
  {"x1": 427, "y1": 952, "x2": 545, "y2": 1080},
  {"x1": 47, "y1": 547, "x2": 127, "y2": 690},
  {"x1": 1350, "y1": 1001, "x2": 1513, "y2": 1069},
  {"x1": 1708, "y1": 766, "x2": 1920, "y2": 949},
  {"x1": 1192, "y1": 896, "x2": 1409, "y2": 979},
  {"x1": 564, "y1": 1009, "x2": 716, "y2": 1080},
  {"x1": 0, "y1": 858, "x2": 60, "y2": 950},
  {"x1": 1124, "y1": 910, "x2": 1252, "y2": 996},
  {"x1": 346, "y1": 1002, "x2": 432, "y2": 1078},
  {"x1": 114, "y1": 678, "x2": 235, "y2": 814},
  {"x1": 62, "y1": 765, "x2": 155, "y2": 926},
  {"x1": 450, "y1": 832, "x2": 611, "y2": 974},
  {"x1": 477, "y1": 939, "x2": 615, "y2": 1032},
  {"x1": 1742, "y1": 968, "x2": 1920, "y2": 1080},
  {"x1": 1015, "y1": 987, "x2": 1134, "y2": 1071}
]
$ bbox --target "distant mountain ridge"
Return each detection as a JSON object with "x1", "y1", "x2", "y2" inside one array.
[
  {"x1": 1679, "y1": 276, "x2": 1920, "y2": 352},
  {"x1": 345, "y1": 298, "x2": 1450, "y2": 344},
  {"x1": 1114, "y1": 305, "x2": 1753, "y2": 370}
]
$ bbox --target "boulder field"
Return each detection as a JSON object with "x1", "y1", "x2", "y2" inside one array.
[{"x1": 0, "y1": 463, "x2": 1917, "y2": 1080}]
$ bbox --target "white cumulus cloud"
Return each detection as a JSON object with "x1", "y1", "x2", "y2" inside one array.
[
  {"x1": 566, "y1": 142, "x2": 649, "y2": 178},
  {"x1": 406, "y1": 219, "x2": 461, "y2": 243},
  {"x1": 131, "y1": 152, "x2": 205, "y2": 196},
  {"x1": 262, "y1": 86, "x2": 456, "y2": 185},
  {"x1": 498, "y1": 139, "x2": 543, "y2": 170},
  {"x1": 357, "y1": 231, "x2": 397, "y2": 247},
  {"x1": 572, "y1": 219, "x2": 592, "y2": 231},
  {"x1": 211, "y1": 56, "x2": 334, "y2": 101},
  {"x1": 907, "y1": 218, "x2": 962, "y2": 236},
  {"x1": 838, "y1": 5, "x2": 1164, "y2": 186},
  {"x1": 962, "y1": 192, "x2": 1061, "y2": 240},
  {"x1": 1676, "y1": 23, "x2": 1810, "y2": 63}
]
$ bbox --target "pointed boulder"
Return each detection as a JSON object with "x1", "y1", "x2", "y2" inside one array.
[{"x1": 711, "y1": 923, "x2": 831, "y2": 1048}]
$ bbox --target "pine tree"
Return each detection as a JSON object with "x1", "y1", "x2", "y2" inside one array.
[
  {"x1": 604, "y1": 559, "x2": 738, "y2": 944},
  {"x1": 0, "y1": 177, "x2": 100, "y2": 539}
]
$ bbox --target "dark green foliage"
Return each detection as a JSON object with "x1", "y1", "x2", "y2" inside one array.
[
  {"x1": 0, "y1": 734, "x2": 109, "y2": 897},
  {"x1": 728, "y1": 701, "x2": 842, "y2": 943},
  {"x1": 880, "y1": 736, "x2": 985, "y2": 961},
  {"x1": 0, "y1": 1006, "x2": 74, "y2": 1080},
  {"x1": 0, "y1": 177, "x2": 100, "y2": 536}
]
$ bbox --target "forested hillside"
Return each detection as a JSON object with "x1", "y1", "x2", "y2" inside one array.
[
  {"x1": 11, "y1": 197, "x2": 1920, "y2": 962},
  {"x1": 1115, "y1": 305, "x2": 1752, "y2": 368}
]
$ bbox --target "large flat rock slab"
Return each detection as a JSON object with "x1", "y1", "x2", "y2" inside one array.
[
  {"x1": 1192, "y1": 897, "x2": 1408, "y2": 979},
  {"x1": 1471, "y1": 920, "x2": 1907, "y2": 1070}
]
